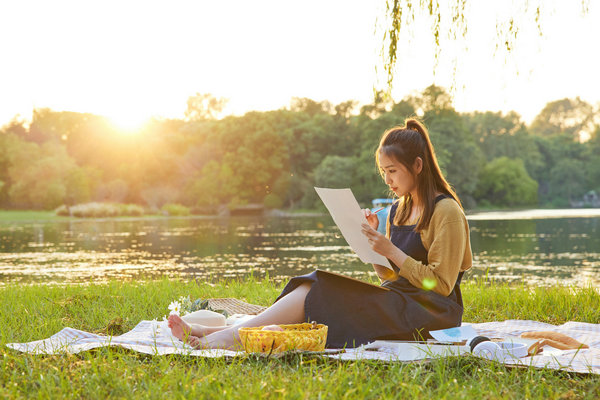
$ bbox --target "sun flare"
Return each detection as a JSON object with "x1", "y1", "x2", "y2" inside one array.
[{"x1": 107, "y1": 112, "x2": 149, "y2": 135}]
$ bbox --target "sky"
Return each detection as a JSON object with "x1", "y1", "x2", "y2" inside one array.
[{"x1": 1, "y1": 0, "x2": 599, "y2": 130}]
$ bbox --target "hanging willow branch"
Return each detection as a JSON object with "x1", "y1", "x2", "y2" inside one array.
[{"x1": 380, "y1": 0, "x2": 590, "y2": 93}]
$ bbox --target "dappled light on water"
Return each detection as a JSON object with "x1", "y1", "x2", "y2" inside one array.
[
  {"x1": 468, "y1": 208, "x2": 600, "y2": 220},
  {"x1": 0, "y1": 213, "x2": 598, "y2": 287}
]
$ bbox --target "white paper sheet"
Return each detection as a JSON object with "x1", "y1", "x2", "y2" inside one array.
[{"x1": 315, "y1": 187, "x2": 392, "y2": 269}]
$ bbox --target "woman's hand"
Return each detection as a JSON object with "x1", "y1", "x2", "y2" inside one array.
[
  {"x1": 360, "y1": 223, "x2": 398, "y2": 259},
  {"x1": 362, "y1": 208, "x2": 379, "y2": 231}
]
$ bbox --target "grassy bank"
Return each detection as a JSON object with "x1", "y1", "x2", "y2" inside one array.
[
  {"x1": 0, "y1": 210, "x2": 68, "y2": 222},
  {"x1": 0, "y1": 209, "x2": 320, "y2": 223},
  {"x1": 1, "y1": 278, "x2": 600, "y2": 399},
  {"x1": 0, "y1": 210, "x2": 187, "y2": 223}
]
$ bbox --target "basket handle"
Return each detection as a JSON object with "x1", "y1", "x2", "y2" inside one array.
[{"x1": 267, "y1": 338, "x2": 276, "y2": 356}]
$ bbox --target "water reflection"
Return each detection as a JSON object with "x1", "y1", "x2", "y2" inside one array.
[
  {"x1": 0, "y1": 213, "x2": 598, "y2": 287},
  {"x1": 468, "y1": 216, "x2": 599, "y2": 286}
]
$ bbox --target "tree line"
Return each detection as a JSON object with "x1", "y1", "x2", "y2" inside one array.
[{"x1": 1, "y1": 85, "x2": 599, "y2": 212}]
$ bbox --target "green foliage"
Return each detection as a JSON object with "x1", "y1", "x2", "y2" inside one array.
[
  {"x1": 532, "y1": 134, "x2": 592, "y2": 206},
  {"x1": 547, "y1": 159, "x2": 587, "y2": 204},
  {"x1": 314, "y1": 156, "x2": 357, "y2": 189},
  {"x1": 182, "y1": 112, "x2": 291, "y2": 209},
  {"x1": 161, "y1": 203, "x2": 190, "y2": 216},
  {"x1": 476, "y1": 157, "x2": 538, "y2": 206},
  {"x1": 422, "y1": 101, "x2": 484, "y2": 202},
  {"x1": 585, "y1": 127, "x2": 600, "y2": 192},
  {"x1": 290, "y1": 97, "x2": 332, "y2": 116},
  {"x1": 185, "y1": 93, "x2": 228, "y2": 121},
  {"x1": 96, "y1": 179, "x2": 130, "y2": 203},
  {"x1": 409, "y1": 84, "x2": 453, "y2": 114},
  {"x1": 351, "y1": 98, "x2": 416, "y2": 204},
  {"x1": 464, "y1": 111, "x2": 542, "y2": 170},
  {"x1": 6, "y1": 140, "x2": 76, "y2": 209},
  {"x1": 529, "y1": 97, "x2": 595, "y2": 141},
  {"x1": 309, "y1": 155, "x2": 361, "y2": 209},
  {"x1": 55, "y1": 202, "x2": 145, "y2": 218},
  {"x1": 64, "y1": 167, "x2": 94, "y2": 206},
  {"x1": 1, "y1": 88, "x2": 598, "y2": 211},
  {"x1": 120, "y1": 203, "x2": 145, "y2": 216},
  {"x1": 0, "y1": 134, "x2": 15, "y2": 205},
  {"x1": 27, "y1": 108, "x2": 96, "y2": 143},
  {"x1": 263, "y1": 193, "x2": 284, "y2": 209}
]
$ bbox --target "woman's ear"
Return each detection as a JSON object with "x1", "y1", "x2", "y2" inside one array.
[{"x1": 413, "y1": 157, "x2": 423, "y2": 175}]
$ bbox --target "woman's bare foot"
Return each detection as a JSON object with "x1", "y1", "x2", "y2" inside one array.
[
  {"x1": 168, "y1": 314, "x2": 192, "y2": 341},
  {"x1": 188, "y1": 335, "x2": 203, "y2": 348},
  {"x1": 173, "y1": 327, "x2": 240, "y2": 350},
  {"x1": 200, "y1": 328, "x2": 243, "y2": 350}
]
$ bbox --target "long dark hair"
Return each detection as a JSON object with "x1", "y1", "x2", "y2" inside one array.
[{"x1": 376, "y1": 118, "x2": 461, "y2": 231}]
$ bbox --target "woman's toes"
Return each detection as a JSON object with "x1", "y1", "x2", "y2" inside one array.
[{"x1": 188, "y1": 336, "x2": 201, "y2": 348}]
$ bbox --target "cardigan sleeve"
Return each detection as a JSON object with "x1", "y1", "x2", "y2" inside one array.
[{"x1": 397, "y1": 199, "x2": 471, "y2": 296}]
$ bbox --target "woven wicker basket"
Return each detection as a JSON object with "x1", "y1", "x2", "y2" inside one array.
[{"x1": 238, "y1": 322, "x2": 328, "y2": 354}]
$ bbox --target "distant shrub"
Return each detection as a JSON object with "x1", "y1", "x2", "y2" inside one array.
[
  {"x1": 475, "y1": 157, "x2": 538, "y2": 207},
  {"x1": 55, "y1": 202, "x2": 147, "y2": 218},
  {"x1": 161, "y1": 203, "x2": 190, "y2": 216},
  {"x1": 55, "y1": 205, "x2": 69, "y2": 216},
  {"x1": 263, "y1": 193, "x2": 283, "y2": 209},
  {"x1": 121, "y1": 203, "x2": 145, "y2": 216}
]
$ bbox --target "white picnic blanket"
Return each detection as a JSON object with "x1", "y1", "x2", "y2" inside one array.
[
  {"x1": 6, "y1": 320, "x2": 238, "y2": 358},
  {"x1": 6, "y1": 319, "x2": 600, "y2": 374},
  {"x1": 338, "y1": 320, "x2": 600, "y2": 374}
]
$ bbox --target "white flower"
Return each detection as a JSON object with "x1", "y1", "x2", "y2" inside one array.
[
  {"x1": 178, "y1": 295, "x2": 192, "y2": 315},
  {"x1": 168, "y1": 300, "x2": 182, "y2": 316}
]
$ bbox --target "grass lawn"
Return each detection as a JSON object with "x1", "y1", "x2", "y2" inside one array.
[
  {"x1": 0, "y1": 210, "x2": 169, "y2": 223},
  {"x1": 0, "y1": 209, "x2": 318, "y2": 222},
  {"x1": 1, "y1": 278, "x2": 599, "y2": 399},
  {"x1": 0, "y1": 210, "x2": 67, "y2": 222}
]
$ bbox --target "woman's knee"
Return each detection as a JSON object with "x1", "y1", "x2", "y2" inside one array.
[{"x1": 296, "y1": 282, "x2": 313, "y2": 293}]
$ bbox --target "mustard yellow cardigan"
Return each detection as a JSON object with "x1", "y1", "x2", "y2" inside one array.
[{"x1": 386, "y1": 198, "x2": 473, "y2": 296}]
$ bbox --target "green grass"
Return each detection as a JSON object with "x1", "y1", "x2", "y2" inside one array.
[
  {"x1": 1, "y1": 278, "x2": 600, "y2": 399},
  {"x1": 0, "y1": 210, "x2": 68, "y2": 222},
  {"x1": 0, "y1": 210, "x2": 186, "y2": 223}
]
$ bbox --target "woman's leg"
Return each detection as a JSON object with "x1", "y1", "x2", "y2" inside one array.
[
  {"x1": 167, "y1": 320, "x2": 228, "y2": 341},
  {"x1": 169, "y1": 282, "x2": 312, "y2": 349}
]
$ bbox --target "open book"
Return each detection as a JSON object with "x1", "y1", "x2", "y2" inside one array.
[{"x1": 315, "y1": 187, "x2": 392, "y2": 270}]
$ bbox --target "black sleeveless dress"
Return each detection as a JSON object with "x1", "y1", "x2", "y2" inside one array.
[{"x1": 274, "y1": 195, "x2": 465, "y2": 348}]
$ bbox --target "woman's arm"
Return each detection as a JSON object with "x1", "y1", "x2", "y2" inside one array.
[
  {"x1": 361, "y1": 224, "x2": 405, "y2": 281},
  {"x1": 395, "y1": 219, "x2": 467, "y2": 296},
  {"x1": 372, "y1": 263, "x2": 398, "y2": 282},
  {"x1": 362, "y1": 208, "x2": 402, "y2": 282},
  {"x1": 363, "y1": 201, "x2": 469, "y2": 296}
]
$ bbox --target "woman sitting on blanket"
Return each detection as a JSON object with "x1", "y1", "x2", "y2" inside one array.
[{"x1": 169, "y1": 118, "x2": 473, "y2": 349}]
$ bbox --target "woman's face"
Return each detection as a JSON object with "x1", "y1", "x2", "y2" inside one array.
[{"x1": 378, "y1": 151, "x2": 418, "y2": 198}]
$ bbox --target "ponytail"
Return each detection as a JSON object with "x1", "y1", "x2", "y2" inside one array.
[
  {"x1": 377, "y1": 118, "x2": 461, "y2": 231},
  {"x1": 405, "y1": 119, "x2": 424, "y2": 133}
]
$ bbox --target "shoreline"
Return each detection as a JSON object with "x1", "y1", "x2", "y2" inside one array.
[
  {"x1": 2, "y1": 207, "x2": 600, "y2": 223},
  {"x1": 1, "y1": 275, "x2": 599, "y2": 290}
]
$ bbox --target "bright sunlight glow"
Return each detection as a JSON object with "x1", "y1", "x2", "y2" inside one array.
[
  {"x1": 106, "y1": 112, "x2": 149, "y2": 135},
  {"x1": 0, "y1": 1, "x2": 598, "y2": 126}
]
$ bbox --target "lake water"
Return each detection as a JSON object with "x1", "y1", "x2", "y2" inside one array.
[{"x1": 1, "y1": 209, "x2": 599, "y2": 287}]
